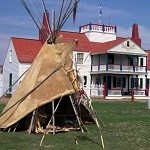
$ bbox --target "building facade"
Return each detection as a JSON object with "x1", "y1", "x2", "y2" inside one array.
[
  {"x1": 75, "y1": 23, "x2": 148, "y2": 99},
  {"x1": 1, "y1": 12, "x2": 149, "y2": 100}
]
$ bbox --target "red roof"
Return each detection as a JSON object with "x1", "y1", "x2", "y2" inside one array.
[
  {"x1": 12, "y1": 37, "x2": 42, "y2": 63},
  {"x1": 59, "y1": 31, "x2": 126, "y2": 54},
  {"x1": 12, "y1": 31, "x2": 126, "y2": 63}
]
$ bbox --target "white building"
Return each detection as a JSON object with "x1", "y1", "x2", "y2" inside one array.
[
  {"x1": 1, "y1": 11, "x2": 149, "y2": 100},
  {"x1": 2, "y1": 38, "x2": 42, "y2": 95}
]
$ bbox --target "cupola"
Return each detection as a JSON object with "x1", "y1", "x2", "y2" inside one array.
[{"x1": 79, "y1": 23, "x2": 117, "y2": 43}]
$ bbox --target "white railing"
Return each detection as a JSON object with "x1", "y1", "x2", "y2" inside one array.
[
  {"x1": 80, "y1": 24, "x2": 90, "y2": 32},
  {"x1": 135, "y1": 66, "x2": 146, "y2": 72},
  {"x1": 85, "y1": 85, "x2": 147, "y2": 97},
  {"x1": 80, "y1": 24, "x2": 116, "y2": 34},
  {"x1": 100, "y1": 65, "x2": 107, "y2": 70},
  {"x1": 92, "y1": 65, "x2": 98, "y2": 71},
  {"x1": 108, "y1": 89, "x2": 122, "y2": 96},
  {"x1": 91, "y1": 64, "x2": 146, "y2": 73},
  {"x1": 133, "y1": 89, "x2": 146, "y2": 96},
  {"x1": 122, "y1": 65, "x2": 133, "y2": 72},
  {"x1": 108, "y1": 64, "x2": 120, "y2": 71},
  {"x1": 88, "y1": 85, "x2": 122, "y2": 96},
  {"x1": 89, "y1": 84, "x2": 103, "y2": 96}
]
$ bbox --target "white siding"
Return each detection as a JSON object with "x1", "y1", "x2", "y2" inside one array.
[
  {"x1": 73, "y1": 51, "x2": 91, "y2": 95},
  {"x1": 3, "y1": 40, "x2": 20, "y2": 94},
  {"x1": 85, "y1": 31, "x2": 116, "y2": 43},
  {"x1": 19, "y1": 63, "x2": 31, "y2": 81}
]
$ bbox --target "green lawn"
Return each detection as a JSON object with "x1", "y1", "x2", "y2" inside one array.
[{"x1": 0, "y1": 101, "x2": 150, "y2": 150}]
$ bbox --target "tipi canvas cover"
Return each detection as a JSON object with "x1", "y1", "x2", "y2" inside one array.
[{"x1": 0, "y1": 39, "x2": 80, "y2": 130}]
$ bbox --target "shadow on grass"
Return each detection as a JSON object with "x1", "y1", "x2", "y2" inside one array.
[{"x1": 77, "y1": 135, "x2": 103, "y2": 148}]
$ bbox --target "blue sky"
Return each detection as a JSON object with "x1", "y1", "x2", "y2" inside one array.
[{"x1": 0, "y1": 0, "x2": 150, "y2": 64}]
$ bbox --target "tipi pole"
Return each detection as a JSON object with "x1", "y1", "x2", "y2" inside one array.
[
  {"x1": 28, "y1": 110, "x2": 36, "y2": 134},
  {"x1": 40, "y1": 68, "x2": 78, "y2": 146},
  {"x1": 79, "y1": 91, "x2": 105, "y2": 149},
  {"x1": 84, "y1": 104, "x2": 105, "y2": 149},
  {"x1": 8, "y1": 127, "x2": 11, "y2": 132},
  {"x1": 69, "y1": 95, "x2": 84, "y2": 133},
  {"x1": 52, "y1": 101, "x2": 55, "y2": 135},
  {"x1": 40, "y1": 96, "x2": 64, "y2": 146},
  {"x1": 13, "y1": 121, "x2": 20, "y2": 132}
]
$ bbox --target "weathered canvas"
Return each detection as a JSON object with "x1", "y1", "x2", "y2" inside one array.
[{"x1": 0, "y1": 39, "x2": 79, "y2": 129}]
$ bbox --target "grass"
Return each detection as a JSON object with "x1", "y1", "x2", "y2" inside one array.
[{"x1": 0, "y1": 101, "x2": 150, "y2": 150}]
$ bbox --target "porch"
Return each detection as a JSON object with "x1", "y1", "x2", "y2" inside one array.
[
  {"x1": 84, "y1": 84, "x2": 148, "y2": 100},
  {"x1": 86, "y1": 72, "x2": 149, "y2": 100}
]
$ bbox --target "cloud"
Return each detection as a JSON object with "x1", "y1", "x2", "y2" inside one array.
[
  {"x1": 0, "y1": 33, "x2": 10, "y2": 64},
  {"x1": 117, "y1": 26, "x2": 131, "y2": 37},
  {"x1": 0, "y1": 16, "x2": 33, "y2": 26},
  {"x1": 139, "y1": 25, "x2": 150, "y2": 50},
  {"x1": 0, "y1": 38, "x2": 8, "y2": 65}
]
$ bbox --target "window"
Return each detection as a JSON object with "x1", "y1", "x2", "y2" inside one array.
[
  {"x1": 134, "y1": 78, "x2": 139, "y2": 88},
  {"x1": 9, "y1": 73, "x2": 12, "y2": 92},
  {"x1": 131, "y1": 77, "x2": 139, "y2": 88},
  {"x1": 96, "y1": 76, "x2": 101, "y2": 85},
  {"x1": 117, "y1": 78, "x2": 122, "y2": 87},
  {"x1": 9, "y1": 50, "x2": 12, "y2": 63},
  {"x1": 123, "y1": 77, "x2": 126, "y2": 88},
  {"x1": 146, "y1": 78, "x2": 149, "y2": 87},
  {"x1": 127, "y1": 41, "x2": 130, "y2": 47},
  {"x1": 134, "y1": 57, "x2": 139, "y2": 66},
  {"x1": 77, "y1": 53, "x2": 84, "y2": 64},
  {"x1": 113, "y1": 77, "x2": 116, "y2": 88},
  {"x1": 0, "y1": 66, "x2": 2, "y2": 73},
  {"x1": 113, "y1": 77, "x2": 126, "y2": 88},
  {"x1": 83, "y1": 76, "x2": 87, "y2": 86},
  {"x1": 113, "y1": 77, "x2": 121, "y2": 88},
  {"x1": 140, "y1": 58, "x2": 143, "y2": 66},
  {"x1": 128, "y1": 56, "x2": 133, "y2": 65},
  {"x1": 139, "y1": 78, "x2": 143, "y2": 88},
  {"x1": 108, "y1": 54, "x2": 114, "y2": 64}
]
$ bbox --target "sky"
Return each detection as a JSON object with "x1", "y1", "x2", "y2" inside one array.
[{"x1": 0, "y1": 0, "x2": 150, "y2": 65}]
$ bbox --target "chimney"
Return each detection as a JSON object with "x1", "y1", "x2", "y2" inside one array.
[
  {"x1": 131, "y1": 23, "x2": 141, "y2": 47},
  {"x1": 39, "y1": 10, "x2": 51, "y2": 44}
]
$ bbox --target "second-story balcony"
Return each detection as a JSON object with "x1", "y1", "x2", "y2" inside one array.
[{"x1": 91, "y1": 63, "x2": 147, "y2": 73}]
